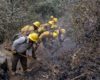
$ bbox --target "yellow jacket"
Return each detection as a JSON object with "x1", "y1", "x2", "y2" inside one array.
[{"x1": 21, "y1": 25, "x2": 34, "y2": 36}]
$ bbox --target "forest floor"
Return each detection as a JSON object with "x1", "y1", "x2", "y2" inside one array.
[
  {"x1": 0, "y1": 37, "x2": 77, "y2": 80},
  {"x1": 1, "y1": 36, "x2": 100, "y2": 80}
]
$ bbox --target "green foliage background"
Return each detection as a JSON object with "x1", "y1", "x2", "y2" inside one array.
[{"x1": 0, "y1": 0, "x2": 67, "y2": 43}]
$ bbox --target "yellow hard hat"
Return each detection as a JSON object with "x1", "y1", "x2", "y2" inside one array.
[
  {"x1": 55, "y1": 30, "x2": 59, "y2": 34},
  {"x1": 43, "y1": 31, "x2": 50, "y2": 36},
  {"x1": 39, "y1": 31, "x2": 50, "y2": 39},
  {"x1": 33, "y1": 21, "x2": 41, "y2": 27},
  {"x1": 51, "y1": 25, "x2": 57, "y2": 29},
  {"x1": 40, "y1": 31, "x2": 50, "y2": 37},
  {"x1": 48, "y1": 21, "x2": 54, "y2": 25},
  {"x1": 50, "y1": 16, "x2": 54, "y2": 19},
  {"x1": 28, "y1": 32, "x2": 39, "y2": 42},
  {"x1": 61, "y1": 29, "x2": 66, "y2": 34},
  {"x1": 53, "y1": 18, "x2": 58, "y2": 23},
  {"x1": 52, "y1": 32, "x2": 58, "y2": 38}
]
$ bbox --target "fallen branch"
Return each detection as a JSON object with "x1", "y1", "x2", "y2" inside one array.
[{"x1": 71, "y1": 72, "x2": 87, "y2": 80}]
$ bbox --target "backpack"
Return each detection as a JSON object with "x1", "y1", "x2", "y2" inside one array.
[{"x1": 12, "y1": 33, "x2": 21, "y2": 42}]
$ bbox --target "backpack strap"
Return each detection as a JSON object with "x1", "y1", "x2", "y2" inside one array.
[{"x1": 21, "y1": 37, "x2": 27, "y2": 44}]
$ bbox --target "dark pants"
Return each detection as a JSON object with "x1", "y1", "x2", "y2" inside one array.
[
  {"x1": 32, "y1": 43, "x2": 39, "y2": 60},
  {"x1": 12, "y1": 52, "x2": 27, "y2": 72},
  {"x1": 0, "y1": 59, "x2": 9, "y2": 80},
  {"x1": 32, "y1": 48, "x2": 37, "y2": 59}
]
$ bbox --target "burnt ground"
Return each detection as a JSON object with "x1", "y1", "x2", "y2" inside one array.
[{"x1": 0, "y1": 37, "x2": 100, "y2": 80}]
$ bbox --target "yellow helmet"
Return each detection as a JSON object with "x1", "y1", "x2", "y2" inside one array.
[
  {"x1": 33, "y1": 21, "x2": 41, "y2": 27},
  {"x1": 48, "y1": 21, "x2": 54, "y2": 25},
  {"x1": 61, "y1": 29, "x2": 66, "y2": 34},
  {"x1": 39, "y1": 31, "x2": 50, "y2": 40},
  {"x1": 28, "y1": 32, "x2": 39, "y2": 42},
  {"x1": 51, "y1": 25, "x2": 57, "y2": 29},
  {"x1": 43, "y1": 31, "x2": 50, "y2": 36},
  {"x1": 55, "y1": 30, "x2": 59, "y2": 34},
  {"x1": 53, "y1": 18, "x2": 58, "y2": 23},
  {"x1": 52, "y1": 32, "x2": 58, "y2": 38},
  {"x1": 50, "y1": 16, "x2": 54, "y2": 19}
]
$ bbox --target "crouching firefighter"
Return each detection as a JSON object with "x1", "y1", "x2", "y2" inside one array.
[
  {"x1": 0, "y1": 52, "x2": 9, "y2": 80},
  {"x1": 11, "y1": 32, "x2": 39, "y2": 75}
]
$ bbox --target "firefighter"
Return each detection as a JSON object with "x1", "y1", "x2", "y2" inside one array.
[
  {"x1": 20, "y1": 21, "x2": 41, "y2": 37},
  {"x1": 11, "y1": 32, "x2": 39, "y2": 75},
  {"x1": 12, "y1": 25, "x2": 31, "y2": 42},
  {"x1": 33, "y1": 21, "x2": 41, "y2": 32},
  {"x1": 21, "y1": 25, "x2": 34, "y2": 36}
]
